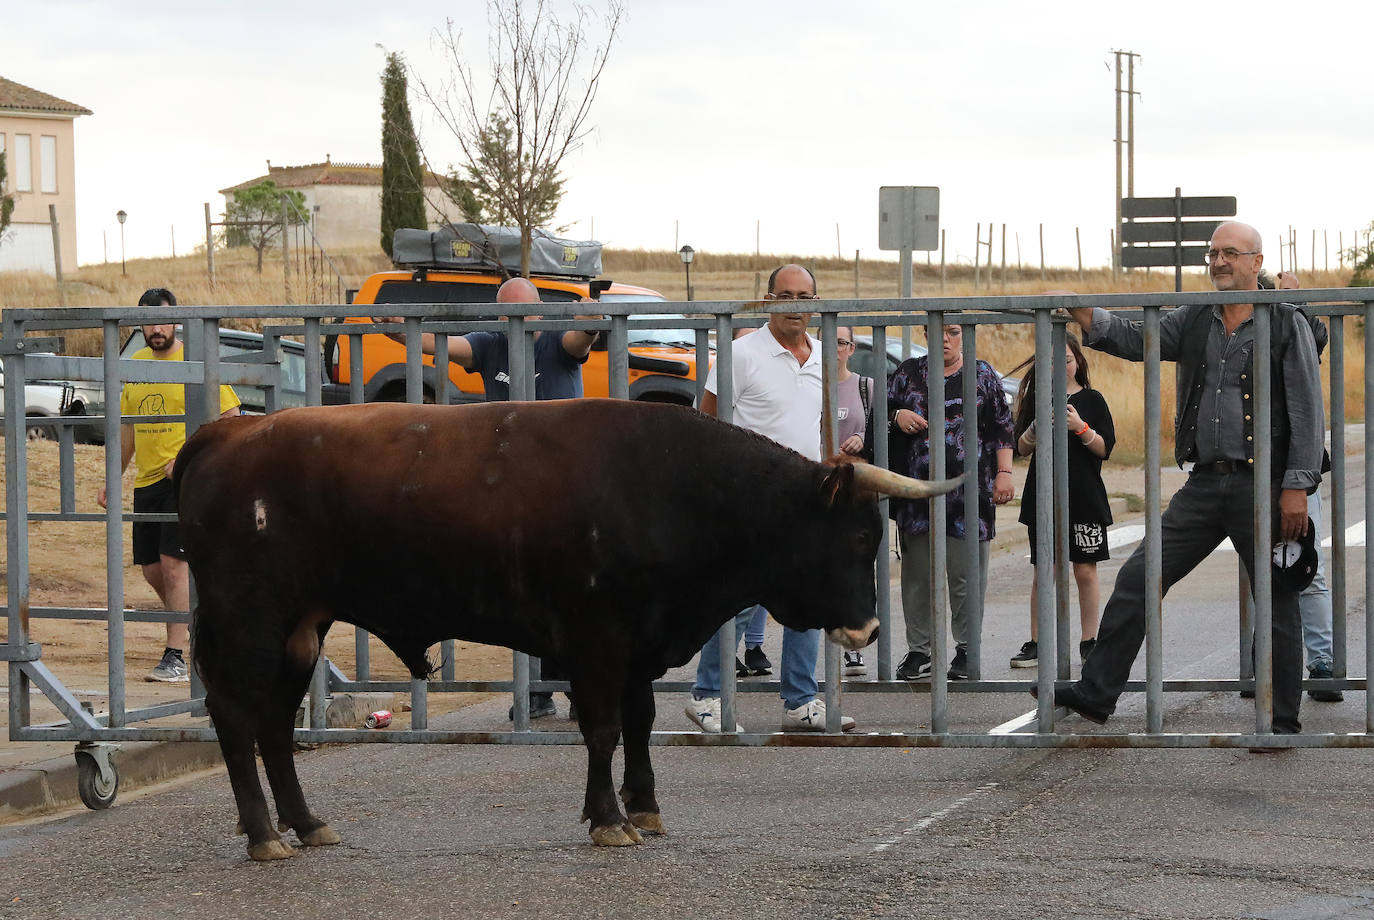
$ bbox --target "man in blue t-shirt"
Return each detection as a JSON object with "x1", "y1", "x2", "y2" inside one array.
[{"x1": 381, "y1": 277, "x2": 596, "y2": 399}]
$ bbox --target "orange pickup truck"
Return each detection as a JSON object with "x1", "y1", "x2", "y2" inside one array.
[{"x1": 323, "y1": 226, "x2": 704, "y2": 406}]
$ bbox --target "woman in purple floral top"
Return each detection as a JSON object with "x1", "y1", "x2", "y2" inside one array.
[{"x1": 888, "y1": 324, "x2": 1015, "y2": 682}]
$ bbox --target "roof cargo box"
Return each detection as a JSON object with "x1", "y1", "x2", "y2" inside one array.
[{"x1": 392, "y1": 223, "x2": 603, "y2": 278}]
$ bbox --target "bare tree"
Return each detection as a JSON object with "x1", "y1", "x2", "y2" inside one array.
[{"x1": 412, "y1": 0, "x2": 624, "y2": 277}]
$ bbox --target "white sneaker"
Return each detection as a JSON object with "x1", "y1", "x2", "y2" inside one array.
[
  {"x1": 783, "y1": 698, "x2": 855, "y2": 732},
  {"x1": 684, "y1": 697, "x2": 743, "y2": 733}
]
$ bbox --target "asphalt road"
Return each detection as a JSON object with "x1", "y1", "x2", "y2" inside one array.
[{"x1": 1, "y1": 461, "x2": 1371, "y2": 919}]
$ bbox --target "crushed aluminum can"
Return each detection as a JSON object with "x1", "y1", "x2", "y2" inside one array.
[{"x1": 364, "y1": 710, "x2": 392, "y2": 729}]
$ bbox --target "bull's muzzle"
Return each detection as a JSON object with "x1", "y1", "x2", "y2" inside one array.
[
  {"x1": 827, "y1": 618, "x2": 879, "y2": 650},
  {"x1": 850, "y1": 464, "x2": 966, "y2": 499}
]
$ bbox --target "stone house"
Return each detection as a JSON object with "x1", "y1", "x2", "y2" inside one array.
[{"x1": 219, "y1": 156, "x2": 446, "y2": 255}]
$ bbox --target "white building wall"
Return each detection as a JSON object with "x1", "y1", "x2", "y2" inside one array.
[{"x1": 0, "y1": 222, "x2": 57, "y2": 274}]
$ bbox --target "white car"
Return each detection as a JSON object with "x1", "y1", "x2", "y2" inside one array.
[{"x1": 0, "y1": 357, "x2": 71, "y2": 440}]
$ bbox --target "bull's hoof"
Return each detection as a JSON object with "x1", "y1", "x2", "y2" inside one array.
[
  {"x1": 247, "y1": 839, "x2": 296, "y2": 861},
  {"x1": 277, "y1": 820, "x2": 289, "y2": 832},
  {"x1": 235, "y1": 821, "x2": 245, "y2": 835},
  {"x1": 627, "y1": 811, "x2": 666, "y2": 835},
  {"x1": 589, "y1": 822, "x2": 643, "y2": 846},
  {"x1": 298, "y1": 825, "x2": 342, "y2": 847}
]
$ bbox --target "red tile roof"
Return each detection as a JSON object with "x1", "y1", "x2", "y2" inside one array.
[
  {"x1": 219, "y1": 158, "x2": 441, "y2": 194},
  {"x1": 0, "y1": 77, "x2": 92, "y2": 116}
]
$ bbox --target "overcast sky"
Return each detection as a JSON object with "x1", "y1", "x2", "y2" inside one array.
[{"x1": 5, "y1": 0, "x2": 1372, "y2": 271}]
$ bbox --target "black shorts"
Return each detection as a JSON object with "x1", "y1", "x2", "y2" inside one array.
[
  {"x1": 1026, "y1": 521, "x2": 1110, "y2": 565},
  {"x1": 132, "y1": 478, "x2": 185, "y2": 565}
]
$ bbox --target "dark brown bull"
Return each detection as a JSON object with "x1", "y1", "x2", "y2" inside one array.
[{"x1": 175, "y1": 399, "x2": 956, "y2": 860}]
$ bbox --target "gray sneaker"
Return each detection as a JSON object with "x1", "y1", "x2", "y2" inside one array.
[{"x1": 146, "y1": 648, "x2": 189, "y2": 682}]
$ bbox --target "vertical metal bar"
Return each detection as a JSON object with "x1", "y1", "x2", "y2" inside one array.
[
  {"x1": 1239, "y1": 563, "x2": 1254, "y2": 682},
  {"x1": 927, "y1": 311, "x2": 948, "y2": 734},
  {"x1": 433, "y1": 317, "x2": 451, "y2": 704},
  {"x1": 192, "y1": 318, "x2": 221, "y2": 704},
  {"x1": 820, "y1": 310, "x2": 841, "y2": 731},
  {"x1": 434, "y1": 334, "x2": 450, "y2": 406},
  {"x1": 1253, "y1": 302, "x2": 1274, "y2": 735},
  {"x1": 609, "y1": 315, "x2": 629, "y2": 401},
  {"x1": 404, "y1": 316, "x2": 423, "y2": 405},
  {"x1": 508, "y1": 315, "x2": 530, "y2": 731},
  {"x1": 304, "y1": 317, "x2": 321, "y2": 408},
  {"x1": 873, "y1": 323, "x2": 892, "y2": 681},
  {"x1": 263, "y1": 332, "x2": 281, "y2": 415},
  {"x1": 961, "y1": 323, "x2": 981, "y2": 680},
  {"x1": 1052, "y1": 321, "x2": 1070, "y2": 679},
  {"x1": 1143, "y1": 305, "x2": 1164, "y2": 733},
  {"x1": 694, "y1": 328, "x2": 710, "y2": 407},
  {"x1": 310, "y1": 656, "x2": 328, "y2": 730},
  {"x1": 433, "y1": 327, "x2": 451, "y2": 692},
  {"x1": 58, "y1": 423, "x2": 75, "y2": 513},
  {"x1": 714, "y1": 311, "x2": 737, "y2": 733},
  {"x1": 348, "y1": 333, "x2": 365, "y2": 406},
  {"x1": 900, "y1": 243, "x2": 913, "y2": 361},
  {"x1": 1033, "y1": 308, "x2": 1056, "y2": 729},
  {"x1": 355, "y1": 330, "x2": 371, "y2": 677},
  {"x1": 102, "y1": 320, "x2": 126, "y2": 726},
  {"x1": 1365, "y1": 300, "x2": 1374, "y2": 732},
  {"x1": 411, "y1": 673, "x2": 428, "y2": 731},
  {"x1": 1329, "y1": 314, "x2": 1346, "y2": 677},
  {"x1": 5, "y1": 326, "x2": 33, "y2": 732}
]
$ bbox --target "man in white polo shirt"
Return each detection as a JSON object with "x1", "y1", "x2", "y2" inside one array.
[{"x1": 685, "y1": 264, "x2": 856, "y2": 733}]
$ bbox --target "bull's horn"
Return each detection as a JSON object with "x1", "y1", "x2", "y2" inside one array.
[{"x1": 850, "y1": 463, "x2": 966, "y2": 499}]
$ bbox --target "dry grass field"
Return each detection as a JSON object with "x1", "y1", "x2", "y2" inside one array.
[{"x1": 0, "y1": 246, "x2": 1364, "y2": 463}]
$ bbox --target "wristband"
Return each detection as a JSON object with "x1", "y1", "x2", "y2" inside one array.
[
  {"x1": 1075, "y1": 422, "x2": 1090, "y2": 436},
  {"x1": 1079, "y1": 426, "x2": 1094, "y2": 440}
]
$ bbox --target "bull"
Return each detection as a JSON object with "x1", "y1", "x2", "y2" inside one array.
[{"x1": 174, "y1": 399, "x2": 957, "y2": 860}]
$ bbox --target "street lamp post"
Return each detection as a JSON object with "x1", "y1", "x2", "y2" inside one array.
[
  {"x1": 116, "y1": 210, "x2": 127, "y2": 277},
  {"x1": 678, "y1": 244, "x2": 694, "y2": 302}
]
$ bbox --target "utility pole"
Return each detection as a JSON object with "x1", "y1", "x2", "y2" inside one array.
[{"x1": 1113, "y1": 49, "x2": 1140, "y2": 274}]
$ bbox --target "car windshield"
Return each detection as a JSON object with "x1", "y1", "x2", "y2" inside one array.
[{"x1": 597, "y1": 303, "x2": 698, "y2": 348}]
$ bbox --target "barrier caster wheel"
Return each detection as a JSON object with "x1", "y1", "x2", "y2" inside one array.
[{"x1": 75, "y1": 744, "x2": 119, "y2": 810}]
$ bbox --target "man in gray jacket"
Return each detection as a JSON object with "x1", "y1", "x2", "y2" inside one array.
[{"x1": 1057, "y1": 221, "x2": 1323, "y2": 736}]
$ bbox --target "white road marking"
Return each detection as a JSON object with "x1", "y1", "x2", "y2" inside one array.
[
  {"x1": 1108, "y1": 524, "x2": 1146, "y2": 550},
  {"x1": 871, "y1": 782, "x2": 1000, "y2": 853},
  {"x1": 1324, "y1": 521, "x2": 1366, "y2": 548},
  {"x1": 988, "y1": 710, "x2": 1040, "y2": 735}
]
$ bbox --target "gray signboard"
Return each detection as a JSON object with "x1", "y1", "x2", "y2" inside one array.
[
  {"x1": 879, "y1": 186, "x2": 940, "y2": 252},
  {"x1": 1120, "y1": 190, "x2": 1236, "y2": 291}
]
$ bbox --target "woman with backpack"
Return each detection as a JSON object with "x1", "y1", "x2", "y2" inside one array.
[{"x1": 1009, "y1": 335, "x2": 1115, "y2": 669}]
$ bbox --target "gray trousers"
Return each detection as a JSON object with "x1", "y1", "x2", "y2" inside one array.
[
  {"x1": 899, "y1": 529, "x2": 991, "y2": 657},
  {"x1": 1076, "y1": 468, "x2": 1304, "y2": 733}
]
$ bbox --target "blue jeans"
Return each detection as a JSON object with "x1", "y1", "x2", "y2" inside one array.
[
  {"x1": 692, "y1": 605, "x2": 821, "y2": 710},
  {"x1": 1299, "y1": 489, "x2": 1334, "y2": 670},
  {"x1": 744, "y1": 605, "x2": 768, "y2": 648}
]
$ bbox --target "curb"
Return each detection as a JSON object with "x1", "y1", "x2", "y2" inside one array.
[
  {"x1": 0, "y1": 692, "x2": 397, "y2": 820},
  {"x1": 0, "y1": 740, "x2": 224, "y2": 819}
]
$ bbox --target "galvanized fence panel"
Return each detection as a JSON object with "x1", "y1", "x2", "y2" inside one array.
[{"x1": 3, "y1": 290, "x2": 1373, "y2": 788}]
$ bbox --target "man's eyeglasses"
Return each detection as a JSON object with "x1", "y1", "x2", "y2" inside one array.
[
  {"x1": 836, "y1": 338, "x2": 855, "y2": 348},
  {"x1": 1204, "y1": 247, "x2": 1260, "y2": 264},
  {"x1": 764, "y1": 292, "x2": 819, "y2": 301}
]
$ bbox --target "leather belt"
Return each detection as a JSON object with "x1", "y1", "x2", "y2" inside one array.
[{"x1": 1197, "y1": 459, "x2": 1251, "y2": 474}]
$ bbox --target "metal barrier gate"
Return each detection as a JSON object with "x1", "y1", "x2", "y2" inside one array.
[{"x1": 4, "y1": 290, "x2": 1373, "y2": 807}]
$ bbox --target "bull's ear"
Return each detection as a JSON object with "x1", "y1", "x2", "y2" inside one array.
[{"x1": 820, "y1": 458, "x2": 857, "y2": 506}]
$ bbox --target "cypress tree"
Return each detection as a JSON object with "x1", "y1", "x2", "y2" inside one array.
[{"x1": 380, "y1": 52, "x2": 427, "y2": 258}]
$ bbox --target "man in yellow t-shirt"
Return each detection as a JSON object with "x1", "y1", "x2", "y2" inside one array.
[{"x1": 96, "y1": 288, "x2": 241, "y2": 682}]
